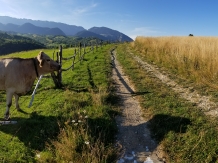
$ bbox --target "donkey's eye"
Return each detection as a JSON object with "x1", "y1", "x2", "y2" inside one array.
[{"x1": 46, "y1": 59, "x2": 50, "y2": 62}]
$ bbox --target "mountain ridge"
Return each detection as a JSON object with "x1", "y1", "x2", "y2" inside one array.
[
  {"x1": 88, "y1": 27, "x2": 133, "y2": 42},
  {"x1": 0, "y1": 16, "x2": 133, "y2": 42},
  {"x1": 0, "y1": 16, "x2": 84, "y2": 36},
  {"x1": 74, "y1": 30, "x2": 109, "y2": 40}
]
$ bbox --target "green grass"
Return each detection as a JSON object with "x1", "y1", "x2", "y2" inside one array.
[
  {"x1": 116, "y1": 43, "x2": 218, "y2": 163},
  {"x1": 0, "y1": 45, "x2": 118, "y2": 162}
]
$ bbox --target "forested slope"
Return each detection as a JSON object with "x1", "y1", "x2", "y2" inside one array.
[{"x1": 0, "y1": 32, "x2": 45, "y2": 55}]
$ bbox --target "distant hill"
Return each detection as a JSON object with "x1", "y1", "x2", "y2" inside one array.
[
  {"x1": 88, "y1": 27, "x2": 133, "y2": 42},
  {"x1": 74, "y1": 30, "x2": 108, "y2": 40},
  {"x1": 0, "y1": 16, "x2": 133, "y2": 42},
  {"x1": 74, "y1": 27, "x2": 133, "y2": 42},
  {"x1": 0, "y1": 31, "x2": 45, "y2": 55},
  {"x1": 0, "y1": 22, "x2": 65, "y2": 36},
  {"x1": 0, "y1": 16, "x2": 85, "y2": 36}
]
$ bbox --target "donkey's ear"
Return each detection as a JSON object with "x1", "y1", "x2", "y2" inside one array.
[{"x1": 37, "y1": 51, "x2": 44, "y2": 67}]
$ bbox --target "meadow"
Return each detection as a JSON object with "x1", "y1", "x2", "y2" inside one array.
[
  {"x1": 0, "y1": 45, "x2": 118, "y2": 162},
  {"x1": 2, "y1": 36, "x2": 218, "y2": 162},
  {"x1": 132, "y1": 36, "x2": 218, "y2": 91},
  {"x1": 115, "y1": 38, "x2": 218, "y2": 162}
]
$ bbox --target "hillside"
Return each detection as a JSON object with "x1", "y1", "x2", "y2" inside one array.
[
  {"x1": 0, "y1": 22, "x2": 65, "y2": 36},
  {"x1": 18, "y1": 33, "x2": 107, "y2": 48},
  {"x1": 0, "y1": 45, "x2": 118, "y2": 162},
  {"x1": 120, "y1": 37, "x2": 218, "y2": 162},
  {"x1": 89, "y1": 27, "x2": 133, "y2": 42},
  {"x1": 74, "y1": 30, "x2": 108, "y2": 40},
  {"x1": 0, "y1": 32, "x2": 45, "y2": 55}
]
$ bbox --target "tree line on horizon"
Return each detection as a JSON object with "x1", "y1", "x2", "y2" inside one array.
[{"x1": 0, "y1": 31, "x2": 109, "y2": 55}]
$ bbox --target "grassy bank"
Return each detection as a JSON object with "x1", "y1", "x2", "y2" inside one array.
[
  {"x1": 0, "y1": 45, "x2": 118, "y2": 162},
  {"x1": 116, "y1": 43, "x2": 218, "y2": 163}
]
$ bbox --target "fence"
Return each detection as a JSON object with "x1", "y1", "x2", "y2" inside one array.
[
  {"x1": 29, "y1": 43, "x2": 89, "y2": 107},
  {"x1": 27, "y1": 41, "x2": 111, "y2": 108},
  {"x1": 50, "y1": 43, "x2": 102, "y2": 88}
]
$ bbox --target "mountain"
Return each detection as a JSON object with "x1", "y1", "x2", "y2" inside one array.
[
  {"x1": 0, "y1": 22, "x2": 65, "y2": 36},
  {"x1": 74, "y1": 30, "x2": 108, "y2": 40},
  {"x1": 0, "y1": 16, "x2": 133, "y2": 42},
  {"x1": 74, "y1": 27, "x2": 133, "y2": 42},
  {"x1": 88, "y1": 27, "x2": 133, "y2": 42},
  {"x1": 18, "y1": 23, "x2": 65, "y2": 35},
  {"x1": 0, "y1": 16, "x2": 85, "y2": 36}
]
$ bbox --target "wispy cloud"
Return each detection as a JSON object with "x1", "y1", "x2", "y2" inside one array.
[
  {"x1": 129, "y1": 27, "x2": 165, "y2": 39},
  {"x1": 73, "y1": 3, "x2": 98, "y2": 15},
  {"x1": 0, "y1": 0, "x2": 98, "y2": 23},
  {"x1": 0, "y1": 0, "x2": 55, "y2": 19},
  {"x1": 0, "y1": 0, "x2": 25, "y2": 17},
  {"x1": 133, "y1": 27, "x2": 161, "y2": 34}
]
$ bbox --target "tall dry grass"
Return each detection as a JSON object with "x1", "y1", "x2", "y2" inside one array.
[
  {"x1": 36, "y1": 90, "x2": 117, "y2": 163},
  {"x1": 131, "y1": 36, "x2": 218, "y2": 88},
  {"x1": 50, "y1": 122, "x2": 115, "y2": 163}
]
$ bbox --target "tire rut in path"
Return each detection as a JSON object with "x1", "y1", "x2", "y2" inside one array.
[
  {"x1": 132, "y1": 54, "x2": 218, "y2": 117},
  {"x1": 112, "y1": 50, "x2": 164, "y2": 163}
]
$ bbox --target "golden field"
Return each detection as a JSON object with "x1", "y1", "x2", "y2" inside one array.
[{"x1": 131, "y1": 36, "x2": 218, "y2": 88}]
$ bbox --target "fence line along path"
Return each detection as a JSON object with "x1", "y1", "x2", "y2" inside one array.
[
  {"x1": 28, "y1": 43, "x2": 100, "y2": 108},
  {"x1": 50, "y1": 44, "x2": 96, "y2": 88}
]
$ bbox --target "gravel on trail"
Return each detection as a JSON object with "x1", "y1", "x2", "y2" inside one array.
[{"x1": 111, "y1": 50, "x2": 164, "y2": 163}]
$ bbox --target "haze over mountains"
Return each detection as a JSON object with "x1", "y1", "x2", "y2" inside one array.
[{"x1": 0, "y1": 16, "x2": 133, "y2": 42}]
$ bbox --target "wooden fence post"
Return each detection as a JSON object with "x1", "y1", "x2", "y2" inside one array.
[
  {"x1": 53, "y1": 51, "x2": 55, "y2": 60},
  {"x1": 56, "y1": 52, "x2": 59, "y2": 62},
  {"x1": 83, "y1": 43, "x2": 86, "y2": 60},
  {"x1": 58, "y1": 45, "x2": 62, "y2": 85},
  {"x1": 72, "y1": 49, "x2": 76, "y2": 70},
  {"x1": 79, "y1": 42, "x2": 82, "y2": 63},
  {"x1": 51, "y1": 72, "x2": 60, "y2": 88},
  {"x1": 54, "y1": 42, "x2": 96, "y2": 88},
  {"x1": 50, "y1": 50, "x2": 61, "y2": 88}
]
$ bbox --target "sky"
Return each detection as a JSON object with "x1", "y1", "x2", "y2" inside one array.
[{"x1": 0, "y1": 0, "x2": 218, "y2": 40}]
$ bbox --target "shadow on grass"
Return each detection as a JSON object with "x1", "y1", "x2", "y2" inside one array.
[
  {"x1": 111, "y1": 51, "x2": 151, "y2": 97},
  {"x1": 62, "y1": 84, "x2": 89, "y2": 92},
  {"x1": 0, "y1": 112, "x2": 59, "y2": 151},
  {"x1": 86, "y1": 116, "x2": 118, "y2": 146},
  {"x1": 87, "y1": 64, "x2": 97, "y2": 90},
  {"x1": 67, "y1": 86, "x2": 89, "y2": 92},
  {"x1": 148, "y1": 114, "x2": 191, "y2": 143},
  {"x1": 110, "y1": 49, "x2": 191, "y2": 160}
]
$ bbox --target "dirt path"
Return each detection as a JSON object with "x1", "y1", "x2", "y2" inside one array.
[
  {"x1": 112, "y1": 50, "x2": 164, "y2": 163},
  {"x1": 132, "y1": 54, "x2": 218, "y2": 117},
  {"x1": 112, "y1": 47, "x2": 218, "y2": 163}
]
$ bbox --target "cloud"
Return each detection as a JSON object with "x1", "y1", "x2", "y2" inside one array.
[
  {"x1": 129, "y1": 27, "x2": 165, "y2": 39},
  {"x1": 0, "y1": 0, "x2": 55, "y2": 19},
  {"x1": 0, "y1": 0, "x2": 25, "y2": 17},
  {"x1": 0, "y1": 0, "x2": 98, "y2": 24},
  {"x1": 73, "y1": 3, "x2": 98, "y2": 15},
  {"x1": 133, "y1": 27, "x2": 161, "y2": 34}
]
